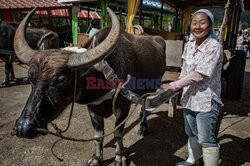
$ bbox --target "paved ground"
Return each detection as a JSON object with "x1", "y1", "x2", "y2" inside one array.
[{"x1": 0, "y1": 57, "x2": 249, "y2": 166}]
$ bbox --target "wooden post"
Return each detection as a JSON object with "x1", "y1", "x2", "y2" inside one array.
[
  {"x1": 153, "y1": 15, "x2": 159, "y2": 29},
  {"x1": 139, "y1": 0, "x2": 143, "y2": 25},
  {"x1": 87, "y1": 5, "x2": 90, "y2": 28},
  {"x1": 11, "y1": 11, "x2": 16, "y2": 22},
  {"x1": 72, "y1": 4, "x2": 80, "y2": 45},
  {"x1": 47, "y1": 10, "x2": 54, "y2": 29},
  {"x1": 143, "y1": 14, "x2": 144, "y2": 26},
  {"x1": 151, "y1": 15, "x2": 153, "y2": 28},
  {"x1": 119, "y1": 7, "x2": 122, "y2": 25},
  {"x1": 233, "y1": 6, "x2": 241, "y2": 49},
  {"x1": 68, "y1": 7, "x2": 72, "y2": 24},
  {"x1": 168, "y1": 96, "x2": 178, "y2": 118},
  {"x1": 174, "y1": 5, "x2": 179, "y2": 32},
  {"x1": 125, "y1": 0, "x2": 128, "y2": 29},
  {"x1": 99, "y1": 0, "x2": 107, "y2": 28},
  {"x1": 160, "y1": 0, "x2": 164, "y2": 30},
  {"x1": 3, "y1": 10, "x2": 11, "y2": 22},
  {"x1": 218, "y1": 0, "x2": 230, "y2": 45}
]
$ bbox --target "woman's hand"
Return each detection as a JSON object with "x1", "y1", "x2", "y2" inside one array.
[{"x1": 162, "y1": 83, "x2": 172, "y2": 90}]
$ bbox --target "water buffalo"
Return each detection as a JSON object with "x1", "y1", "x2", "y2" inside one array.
[
  {"x1": 13, "y1": 7, "x2": 166, "y2": 166},
  {"x1": 0, "y1": 22, "x2": 59, "y2": 86}
]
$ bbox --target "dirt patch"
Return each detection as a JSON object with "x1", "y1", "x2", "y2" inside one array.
[{"x1": 0, "y1": 59, "x2": 249, "y2": 166}]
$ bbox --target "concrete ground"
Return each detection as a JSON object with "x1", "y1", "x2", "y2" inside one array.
[{"x1": 0, "y1": 57, "x2": 249, "y2": 166}]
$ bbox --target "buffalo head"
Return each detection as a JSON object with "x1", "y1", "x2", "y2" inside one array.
[{"x1": 13, "y1": 7, "x2": 120, "y2": 138}]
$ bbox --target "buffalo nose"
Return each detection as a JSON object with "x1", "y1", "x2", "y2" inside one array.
[{"x1": 14, "y1": 117, "x2": 37, "y2": 138}]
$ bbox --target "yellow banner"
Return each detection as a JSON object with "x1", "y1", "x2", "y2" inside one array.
[
  {"x1": 127, "y1": 0, "x2": 140, "y2": 34},
  {"x1": 182, "y1": 6, "x2": 194, "y2": 34}
]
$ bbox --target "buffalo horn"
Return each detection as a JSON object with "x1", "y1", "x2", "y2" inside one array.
[
  {"x1": 14, "y1": 7, "x2": 37, "y2": 64},
  {"x1": 67, "y1": 7, "x2": 120, "y2": 70}
]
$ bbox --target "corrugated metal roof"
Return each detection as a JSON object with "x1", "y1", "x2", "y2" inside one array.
[
  {"x1": 21, "y1": 9, "x2": 100, "y2": 19},
  {"x1": 78, "y1": 10, "x2": 100, "y2": 19},
  {"x1": 0, "y1": 0, "x2": 70, "y2": 10}
]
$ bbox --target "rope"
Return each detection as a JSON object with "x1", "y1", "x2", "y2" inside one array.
[
  {"x1": 50, "y1": 71, "x2": 77, "y2": 161},
  {"x1": 35, "y1": 72, "x2": 154, "y2": 161},
  {"x1": 112, "y1": 75, "x2": 131, "y2": 114},
  {"x1": 36, "y1": 72, "x2": 155, "y2": 142},
  {"x1": 36, "y1": 92, "x2": 153, "y2": 142}
]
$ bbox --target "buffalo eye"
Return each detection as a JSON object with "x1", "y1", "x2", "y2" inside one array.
[
  {"x1": 54, "y1": 75, "x2": 66, "y2": 85},
  {"x1": 58, "y1": 75, "x2": 65, "y2": 82}
]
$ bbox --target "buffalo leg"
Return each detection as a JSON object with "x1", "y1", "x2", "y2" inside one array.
[
  {"x1": 86, "y1": 108, "x2": 104, "y2": 166},
  {"x1": 9, "y1": 54, "x2": 15, "y2": 81},
  {"x1": 113, "y1": 103, "x2": 129, "y2": 166},
  {"x1": 1, "y1": 55, "x2": 13, "y2": 86},
  {"x1": 137, "y1": 102, "x2": 149, "y2": 136}
]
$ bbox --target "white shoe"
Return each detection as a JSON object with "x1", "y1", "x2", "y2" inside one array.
[
  {"x1": 177, "y1": 137, "x2": 202, "y2": 166},
  {"x1": 202, "y1": 146, "x2": 220, "y2": 166},
  {"x1": 177, "y1": 161, "x2": 196, "y2": 166}
]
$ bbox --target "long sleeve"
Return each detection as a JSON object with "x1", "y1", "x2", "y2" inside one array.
[
  {"x1": 169, "y1": 71, "x2": 205, "y2": 91},
  {"x1": 179, "y1": 61, "x2": 187, "y2": 79}
]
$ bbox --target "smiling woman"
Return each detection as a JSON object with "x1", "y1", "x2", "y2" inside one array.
[
  {"x1": 162, "y1": 9, "x2": 223, "y2": 166},
  {"x1": 191, "y1": 12, "x2": 212, "y2": 46},
  {"x1": 189, "y1": 9, "x2": 218, "y2": 43}
]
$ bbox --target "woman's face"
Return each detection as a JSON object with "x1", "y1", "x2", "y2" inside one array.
[{"x1": 191, "y1": 13, "x2": 212, "y2": 40}]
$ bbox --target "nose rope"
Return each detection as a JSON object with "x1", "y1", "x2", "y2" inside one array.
[
  {"x1": 49, "y1": 70, "x2": 78, "y2": 161},
  {"x1": 37, "y1": 92, "x2": 153, "y2": 161},
  {"x1": 51, "y1": 71, "x2": 77, "y2": 134}
]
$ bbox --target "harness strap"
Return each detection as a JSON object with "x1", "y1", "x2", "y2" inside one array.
[
  {"x1": 94, "y1": 60, "x2": 142, "y2": 103},
  {"x1": 0, "y1": 49, "x2": 16, "y2": 56},
  {"x1": 85, "y1": 89, "x2": 116, "y2": 105}
]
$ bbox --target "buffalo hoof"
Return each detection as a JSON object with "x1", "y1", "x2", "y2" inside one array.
[
  {"x1": 10, "y1": 75, "x2": 15, "y2": 81},
  {"x1": 137, "y1": 122, "x2": 149, "y2": 136},
  {"x1": 85, "y1": 156, "x2": 102, "y2": 166},
  {"x1": 114, "y1": 156, "x2": 127, "y2": 166},
  {"x1": 1, "y1": 80, "x2": 10, "y2": 87}
]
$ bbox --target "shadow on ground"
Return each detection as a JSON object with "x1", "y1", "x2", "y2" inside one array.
[{"x1": 104, "y1": 108, "x2": 187, "y2": 166}]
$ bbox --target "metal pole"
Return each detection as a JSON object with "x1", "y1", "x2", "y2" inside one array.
[
  {"x1": 72, "y1": 4, "x2": 80, "y2": 45},
  {"x1": 233, "y1": 7, "x2": 241, "y2": 49},
  {"x1": 219, "y1": 0, "x2": 230, "y2": 45},
  {"x1": 125, "y1": 0, "x2": 128, "y2": 29},
  {"x1": 160, "y1": 0, "x2": 163, "y2": 30},
  {"x1": 104, "y1": 0, "x2": 107, "y2": 26},
  {"x1": 87, "y1": 4, "x2": 90, "y2": 28},
  {"x1": 143, "y1": 14, "x2": 144, "y2": 26},
  {"x1": 139, "y1": 0, "x2": 143, "y2": 25},
  {"x1": 174, "y1": 5, "x2": 179, "y2": 32},
  {"x1": 47, "y1": 10, "x2": 54, "y2": 29},
  {"x1": 151, "y1": 15, "x2": 153, "y2": 28},
  {"x1": 119, "y1": 7, "x2": 122, "y2": 25}
]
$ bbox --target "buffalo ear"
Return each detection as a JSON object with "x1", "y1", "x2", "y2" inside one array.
[{"x1": 37, "y1": 32, "x2": 53, "y2": 50}]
